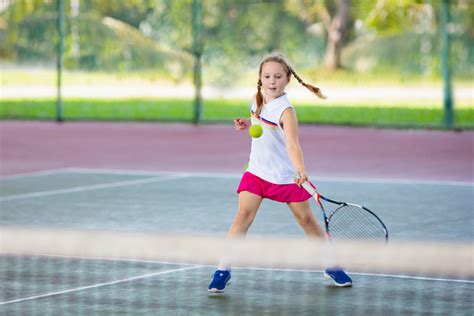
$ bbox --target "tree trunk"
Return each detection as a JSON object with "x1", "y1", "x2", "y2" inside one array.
[{"x1": 323, "y1": 0, "x2": 350, "y2": 69}]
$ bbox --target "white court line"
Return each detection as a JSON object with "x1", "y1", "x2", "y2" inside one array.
[
  {"x1": 0, "y1": 175, "x2": 185, "y2": 202},
  {"x1": 1, "y1": 167, "x2": 472, "y2": 186},
  {"x1": 231, "y1": 267, "x2": 474, "y2": 284},
  {"x1": 66, "y1": 167, "x2": 474, "y2": 187},
  {"x1": 3, "y1": 251, "x2": 201, "y2": 267},
  {"x1": 7, "y1": 252, "x2": 473, "y2": 285},
  {"x1": 65, "y1": 167, "x2": 242, "y2": 179},
  {"x1": 0, "y1": 265, "x2": 201, "y2": 306},
  {"x1": 348, "y1": 271, "x2": 474, "y2": 284},
  {"x1": 0, "y1": 169, "x2": 72, "y2": 180}
]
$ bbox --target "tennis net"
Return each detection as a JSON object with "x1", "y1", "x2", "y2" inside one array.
[{"x1": 1, "y1": 227, "x2": 473, "y2": 315}]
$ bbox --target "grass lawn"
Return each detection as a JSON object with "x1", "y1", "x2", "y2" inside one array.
[{"x1": 1, "y1": 98, "x2": 472, "y2": 129}]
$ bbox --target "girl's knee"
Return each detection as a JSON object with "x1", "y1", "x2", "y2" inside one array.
[
  {"x1": 296, "y1": 214, "x2": 316, "y2": 228},
  {"x1": 235, "y1": 207, "x2": 257, "y2": 224}
]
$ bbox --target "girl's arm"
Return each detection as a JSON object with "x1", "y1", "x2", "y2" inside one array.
[
  {"x1": 235, "y1": 95, "x2": 256, "y2": 131},
  {"x1": 280, "y1": 107, "x2": 307, "y2": 186}
]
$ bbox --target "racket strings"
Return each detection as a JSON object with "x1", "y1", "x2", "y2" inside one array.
[{"x1": 328, "y1": 205, "x2": 387, "y2": 241}]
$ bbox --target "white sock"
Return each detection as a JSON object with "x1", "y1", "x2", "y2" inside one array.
[{"x1": 217, "y1": 261, "x2": 231, "y2": 271}]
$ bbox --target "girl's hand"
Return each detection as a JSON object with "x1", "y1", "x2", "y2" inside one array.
[
  {"x1": 294, "y1": 171, "x2": 308, "y2": 187},
  {"x1": 234, "y1": 118, "x2": 250, "y2": 130}
]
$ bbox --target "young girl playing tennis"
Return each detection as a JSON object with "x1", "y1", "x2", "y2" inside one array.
[{"x1": 208, "y1": 53, "x2": 352, "y2": 292}]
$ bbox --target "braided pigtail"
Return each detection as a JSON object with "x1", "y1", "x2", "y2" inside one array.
[
  {"x1": 255, "y1": 53, "x2": 326, "y2": 119},
  {"x1": 255, "y1": 79, "x2": 264, "y2": 116},
  {"x1": 289, "y1": 67, "x2": 327, "y2": 100}
]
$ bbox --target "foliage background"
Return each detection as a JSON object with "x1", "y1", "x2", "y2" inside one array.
[
  {"x1": 1, "y1": 0, "x2": 472, "y2": 82},
  {"x1": 0, "y1": 0, "x2": 472, "y2": 128}
]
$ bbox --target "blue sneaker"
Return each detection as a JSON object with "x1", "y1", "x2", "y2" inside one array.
[
  {"x1": 324, "y1": 267, "x2": 352, "y2": 287},
  {"x1": 208, "y1": 270, "x2": 231, "y2": 293}
]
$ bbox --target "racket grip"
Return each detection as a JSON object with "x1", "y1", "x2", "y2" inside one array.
[{"x1": 301, "y1": 181, "x2": 317, "y2": 196}]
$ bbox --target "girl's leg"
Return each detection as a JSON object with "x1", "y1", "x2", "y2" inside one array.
[
  {"x1": 287, "y1": 200, "x2": 325, "y2": 240},
  {"x1": 214, "y1": 191, "x2": 262, "y2": 272},
  {"x1": 227, "y1": 191, "x2": 263, "y2": 239}
]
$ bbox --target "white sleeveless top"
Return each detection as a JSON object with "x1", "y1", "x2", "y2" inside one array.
[{"x1": 246, "y1": 94, "x2": 296, "y2": 184}]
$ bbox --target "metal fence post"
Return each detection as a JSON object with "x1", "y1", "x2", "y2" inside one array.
[
  {"x1": 56, "y1": 0, "x2": 64, "y2": 122},
  {"x1": 192, "y1": 0, "x2": 202, "y2": 124},
  {"x1": 441, "y1": 0, "x2": 453, "y2": 128}
]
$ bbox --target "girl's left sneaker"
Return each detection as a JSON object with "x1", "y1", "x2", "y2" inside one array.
[{"x1": 208, "y1": 270, "x2": 231, "y2": 293}]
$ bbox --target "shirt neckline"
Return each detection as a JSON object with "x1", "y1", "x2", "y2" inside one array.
[{"x1": 264, "y1": 93, "x2": 288, "y2": 109}]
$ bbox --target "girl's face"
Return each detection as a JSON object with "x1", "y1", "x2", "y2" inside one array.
[{"x1": 260, "y1": 61, "x2": 289, "y2": 102}]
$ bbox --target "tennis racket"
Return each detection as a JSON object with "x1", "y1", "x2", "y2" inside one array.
[{"x1": 301, "y1": 181, "x2": 389, "y2": 243}]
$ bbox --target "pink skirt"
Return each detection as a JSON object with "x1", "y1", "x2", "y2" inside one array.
[{"x1": 237, "y1": 171, "x2": 312, "y2": 203}]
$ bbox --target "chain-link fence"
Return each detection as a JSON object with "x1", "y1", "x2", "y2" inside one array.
[{"x1": 1, "y1": 0, "x2": 472, "y2": 128}]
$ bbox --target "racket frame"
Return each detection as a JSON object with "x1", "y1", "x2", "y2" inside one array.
[{"x1": 302, "y1": 181, "x2": 389, "y2": 242}]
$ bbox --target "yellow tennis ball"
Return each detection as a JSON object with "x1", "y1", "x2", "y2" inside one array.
[{"x1": 249, "y1": 125, "x2": 263, "y2": 138}]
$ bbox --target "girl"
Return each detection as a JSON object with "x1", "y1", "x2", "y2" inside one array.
[{"x1": 208, "y1": 53, "x2": 352, "y2": 292}]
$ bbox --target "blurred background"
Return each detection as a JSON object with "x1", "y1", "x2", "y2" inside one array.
[{"x1": 0, "y1": 0, "x2": 472, "y2": 128}]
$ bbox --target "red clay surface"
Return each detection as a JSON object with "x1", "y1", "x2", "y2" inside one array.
[{"x1": 1, "y1": 121, "x2": 472, "y2": 182}]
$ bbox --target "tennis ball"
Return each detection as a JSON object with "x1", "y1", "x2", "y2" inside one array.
[{"x1": 249, "y1": 125, "x2": 263, "y2": 138}]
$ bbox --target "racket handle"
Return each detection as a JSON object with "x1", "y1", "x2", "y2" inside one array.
[{"x1": 301, "y1": 181, "x2": 317, "y2": 196}]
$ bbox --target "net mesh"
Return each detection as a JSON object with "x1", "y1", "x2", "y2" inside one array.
[{"x1": 1, "y1": 227, "x2": 473, "y2": 315}]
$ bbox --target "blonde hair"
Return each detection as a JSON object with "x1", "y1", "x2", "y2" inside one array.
[{"x1": 255, "y1": 53, "x2": 326, "y2": 116}]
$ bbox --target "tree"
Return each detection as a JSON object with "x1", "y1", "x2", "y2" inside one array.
[
  {"x1": 323, "y1": 0, "x2": 350, "y2": 69},
  {"x1": 285, "y1": 0, "x2": 351, "y2": 70},
  {"x1": 144, "y1": 0, "x2": 307, "y2": 85},
  {"x1": 364, "y1": 0, "x2": 432, "y2": 35},
  {"x1": 81, "y1": 0, "x2": 156, "y2": 28}
]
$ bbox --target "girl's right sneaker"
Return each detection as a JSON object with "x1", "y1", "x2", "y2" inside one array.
[{"x1": 324, "y1": 267, "x2": 352, "y2": 287}]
